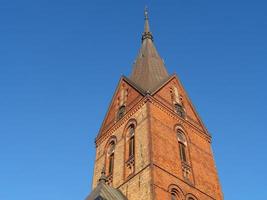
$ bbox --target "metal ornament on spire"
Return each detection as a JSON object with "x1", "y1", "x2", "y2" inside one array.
[
  {"x1": 144, "y1": 6, "x2": 149, "y2": 20},
  {"x1": 142, "y1": 7, "x2": 153, "y2": 42},
  {"x1": 98, "y1": 166, "x2": 107, "y2": 184}
]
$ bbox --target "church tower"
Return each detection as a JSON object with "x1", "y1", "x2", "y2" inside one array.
[{"x1": 86, "y1": 9, "x2": 223, "y2": 200}]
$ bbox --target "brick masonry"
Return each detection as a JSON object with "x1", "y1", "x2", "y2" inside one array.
[{"x1": 92, "y1": 76, "x2": 223, "y2": 200}]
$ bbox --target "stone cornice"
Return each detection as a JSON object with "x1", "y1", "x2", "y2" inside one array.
[
  {"x1": 96, "y1": 94, "x2": 211, "y2": 146},
  {"x1": 95, "y1": 96, "x2": 149, "y2": 146},
  {"x1": 100, "y1": 95, "x2": 142, "y2": 134}
]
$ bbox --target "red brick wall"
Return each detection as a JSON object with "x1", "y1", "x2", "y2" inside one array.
[
  {"x1": 149, "y1": 99, "x2": 223, "y2": 199},
  {"x1": 93, "y1": 76, "x2": 223, "y2": 200},
  {"x1": 154, "y1": 76, "x2": 205, "y2": 132},
  {"x1": 100, "y1": 79, "x2": 143, "y2": 135}
]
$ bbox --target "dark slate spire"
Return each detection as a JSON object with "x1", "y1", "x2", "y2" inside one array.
[{"x1": 130, "y1": 7, "x2": 169, "y2": 92}]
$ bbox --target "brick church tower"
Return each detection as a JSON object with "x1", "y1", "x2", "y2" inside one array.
[{"x1": 86, "y1": 9, "x2": 223, "y2": 200}]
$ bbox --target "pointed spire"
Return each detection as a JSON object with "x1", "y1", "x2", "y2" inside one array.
[
  {"x1": 142, "y1": 7, "x2": 153, "y2": 42},
  {"x1": 98, "y1": 166, "x2": 107, "y2": 184},
  {"x1": 144, "y1": 6, "x2": 150, "y2": 32},
  {"x1": 130, "y1": 8, "x2": 169, "y2": 92}
]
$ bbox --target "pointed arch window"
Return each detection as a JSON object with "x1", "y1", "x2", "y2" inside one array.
[
  {"x1": 107, "y1": 141, "x2": 115, "y2": 175},
  {"x1": 177, "y1": 129, "x2": 187, "y2": 163},
  {"x1": 125, "y1": 122, "x2": 136, "y2": 178},
  {"x1": 179, "y1": 142, "x2": 187, "y2": 162},
  {"x1": 170, "y1": 188, "x2": 182, "y2": 200},
  {"x1": 128, "y1": 124, "x2": 135, "y2": 158},
  {"x1": 186, "y1": 195, "x2": 198, "y2": 200},
  {"x1": 171, "y1": 192, "x2": 178, "y2": 200},
  {"x1": 176, "y1": 128, "x2": 193, "y2": 183}
]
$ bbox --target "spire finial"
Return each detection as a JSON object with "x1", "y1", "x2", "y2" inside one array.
[
  {"x1": 142, "y1": 6, "x2": 153, "y2": 42},
  {"x1": 98, "y1": 166, "x2": 107, "y2": 184},
  {"x1": 144, "y1": 6, "x2": 149, "y2": 20}
]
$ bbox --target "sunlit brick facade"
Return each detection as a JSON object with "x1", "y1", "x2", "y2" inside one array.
[{"x1": 86, "y1": 9, "x2": 223, "y2": 200}]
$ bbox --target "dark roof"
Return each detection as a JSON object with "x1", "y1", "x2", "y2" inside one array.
[
  {"x1": 85, "y1": 169, "x2": 128, "y2": 200},
  {"x1": 129, "y1": 8, "x2": 169, "y2": 92},
  {"x1": 85, "y1": 182, "x2": 128, "y2": 200}
]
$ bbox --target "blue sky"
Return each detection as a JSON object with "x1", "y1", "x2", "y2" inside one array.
[{"x1": 0, "y1": 0, "x2": 267, "y2": 199}]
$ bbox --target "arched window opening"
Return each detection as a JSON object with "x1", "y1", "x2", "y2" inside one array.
[
  {"x1": 117, "y1": 105, "x2": 126, "y2": 120},
  {"x1": 174, "y1": 103, "x2": 185, "y2": 119},
  {"x1": 171, "y1": 192, "x2": 178, "y2": 200},
  {"x1": 125, "y1": 122, "x2": 136, "y2": 178},
  {"x1": 186, "y1": 195, "x2": 198, "y2": 200},
  {"x1": 107, "y1": 141, "x2": 115, "y2": 175},
  {"x1": 177, "y1": 129, "x2": 187, "y2": 163},
  {"x1": 179, "y1": 142, "x2": 187, "y2": 162},
  {"x1": 170, "y1": 189, "x2": 181, "y2": 200},
  {"x1": 176, "y1": 128, "x2": 193, "y2": 183},
  {"x1": 128, "y1": 125, "x2": 135, "y2": 158}
]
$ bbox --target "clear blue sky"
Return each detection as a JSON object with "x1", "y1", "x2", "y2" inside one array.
[{"x1": 0, "y1": 0, "x2": 266, "y2": 199}]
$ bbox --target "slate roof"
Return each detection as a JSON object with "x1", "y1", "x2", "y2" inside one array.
[
  {"x1": 130, "y1": 8, "x2": 169, "y2": 93},
  {"x1": 85, "y1": 182, "x2": 128, "y2": 200},
  {"x1": 85, "y1": 169, "x2": 128, "y2": 200}
]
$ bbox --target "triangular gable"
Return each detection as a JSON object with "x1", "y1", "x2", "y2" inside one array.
[
  {"x1": 86, "y1": 182, "x2": 128, "y2": 200},
  {"x1": 152, "y1": 74, "x2": 209, "y2": 135},
  {"x1": 96, "y1": 76, "x2": 145, "y2": 140}
]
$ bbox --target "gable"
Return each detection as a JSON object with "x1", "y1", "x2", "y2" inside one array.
[
  {"x1": 152, "y1": 75, "x2": 208, "y2": 133},
  {"x1": 86, "y1": 182, "x2": 128, "y2": 200},
  {"x1": 96, "y1": 77, "x2": 144, "y2": 140}
]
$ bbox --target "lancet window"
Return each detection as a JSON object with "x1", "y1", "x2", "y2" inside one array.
[
  {"x1": 177, "y1": 129, "x2": 187, "y2": 162},
  {"x1": 107, "y1": 140, "x2": 115, "y2": 175},
  {"x1": 169, "y1": 188, "x2": 182, "y2": 200},
  {"x1": 128, "y1": 124, "x2": 135, "y2": 158},
  {"x1": 125, "y1": 122, "x2": 136, "y2": 178},
  {"x1": 171, "y1": 191, "x2": 179, "y2": 200}
]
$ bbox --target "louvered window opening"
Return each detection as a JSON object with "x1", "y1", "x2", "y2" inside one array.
[
  {"x1": 117, "y1": 105, "x2": 126, "y2": 120},
  {"x1": 129, "y1": 125, "x2": 135, "y2": 158},
  {"x1": 175, "y1": 103, "x2": 185, "y2": 119}
]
